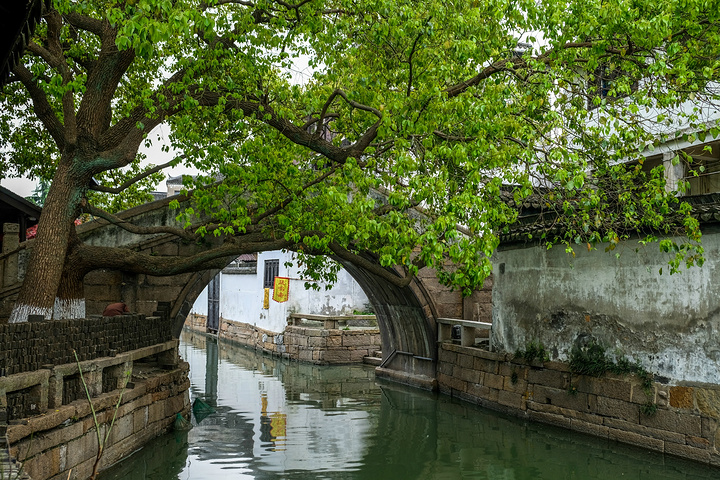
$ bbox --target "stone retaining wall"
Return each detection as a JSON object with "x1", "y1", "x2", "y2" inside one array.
[
  {"x1": 4, "y1": 341, "x2": 190, "y2": 480},
  {"x1": 437, "y1": 342, "x2": 720, "y2": 466},
  {"x1": 187, "y1": 314, "x2": 381, "y2": 365}
]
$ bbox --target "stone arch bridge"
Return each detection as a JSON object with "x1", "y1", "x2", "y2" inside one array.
[{"x1": 0, "y1": 196, "x2": 491, "y2": 388}]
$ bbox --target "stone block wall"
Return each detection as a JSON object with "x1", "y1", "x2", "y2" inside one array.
[
  {"x1": 186, "y1": 314, "x2": 381, "y2": 365},
  {"x1": 437, "y1": 342, "x2": 720, "y2": 466},
  {"x1": 2, "y1": 341, "x2": 190, "y2": 480},
  {"x1": 283, "y1": 324, "x2": 381, "y2": 364},
  {"x1": 0, "y1": 315, "x2": 174, "y2": 376}
]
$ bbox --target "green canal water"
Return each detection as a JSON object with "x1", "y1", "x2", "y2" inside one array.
[{"x1": 100, "y1": 331, "x2": 720, "y2": 479}]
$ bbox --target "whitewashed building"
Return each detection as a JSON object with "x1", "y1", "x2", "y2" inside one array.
[{"x1": 191, "y1": 250, "x2": 371, "y2": 334}]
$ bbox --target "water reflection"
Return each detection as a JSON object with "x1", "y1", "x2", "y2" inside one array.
[{"x1": 101, "y1": 331, "x2": 719, "y2": 480}]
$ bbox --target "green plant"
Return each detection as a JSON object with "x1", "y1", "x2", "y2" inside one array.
[
  {"x1": 510, "y1": 371, "x2": 519, "y2": 385},
  {"x1": 74, "y1": 351, "x2": 131, "y2": 480},
  {"x1": 640, "y1": 401, "x2": 658, "y2": 417},
  {"x1": 569, "y1": 341, "x2": 656, "y2": 415},
  {"x1": 514, "y1": 341, "x2": 549, "y2": 363},
  {"x1": 569, "y1": 342, "x2": 608, "y2": 377}
]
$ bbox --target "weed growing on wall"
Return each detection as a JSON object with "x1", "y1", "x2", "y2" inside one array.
[
  {"x1": 569, "y1": 341, "x2": 656, "y2": 416},
  {"x1": 514, "y1": 341, "x2": 550, "y2": 363},
  {"x1": 73, "y1": 351, "x2": 131, "y2": 479}
]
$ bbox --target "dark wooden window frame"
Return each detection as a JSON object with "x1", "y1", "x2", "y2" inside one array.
[{"x1": 263, "y1": 259, "x2": 279, "y2": 289}]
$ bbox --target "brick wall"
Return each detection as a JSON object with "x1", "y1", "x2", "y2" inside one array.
[
  {"x1": 0, "y1": 315, "x2": 174, "y2": 376},
  {"x1": 438, "y1": 343, "x2": 720, "y2": 466}
]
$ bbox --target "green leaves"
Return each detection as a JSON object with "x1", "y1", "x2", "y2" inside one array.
[{"x1": 3, "y1": 0, "x2": 720, "y2": 294}]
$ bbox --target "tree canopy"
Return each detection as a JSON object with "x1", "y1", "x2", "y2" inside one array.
[{"x1": 2, "y1": 0, "x2": 720, "y2": 321}]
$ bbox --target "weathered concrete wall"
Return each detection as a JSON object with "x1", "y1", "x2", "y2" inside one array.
[
  {"x1": 437, "y1": 343, "x2": 720, "y2": 466},
  {"x1": 186, "y1": 314, "x2": 381, "y2": 365},
  {"x1": 2, "y1": 341, "x2": 190, "y2": 480},
  {"x1": 492, "y1": 232, "x2": 720, "y2": 384}
]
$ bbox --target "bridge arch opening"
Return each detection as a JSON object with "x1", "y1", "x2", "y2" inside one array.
[
  {"x1": 68, "y1": 201, "x2": 481, "y2": 388},
  {"x1": 161, "y1": 250, "x2": 451, "y2": 387}
]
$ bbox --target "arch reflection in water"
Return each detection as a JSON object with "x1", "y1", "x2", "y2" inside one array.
[{"x1": 100, "y1": 331, "x2": 719, "y2": 480}]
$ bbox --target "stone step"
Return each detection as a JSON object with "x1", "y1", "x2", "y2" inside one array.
[{"x1": 363, "y1": 355, "x2": 382, "y2": 366}]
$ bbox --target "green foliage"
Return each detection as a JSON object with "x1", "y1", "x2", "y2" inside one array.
[
  {"x1": 514, "y1": 341, "x2": 549, "y2": 363},
  {"x1": 25, "y1": 179, "x2": 50, "y2": 207},
  {"x1": 3, "y1": 0, "x2": 720, "y2": 293}
]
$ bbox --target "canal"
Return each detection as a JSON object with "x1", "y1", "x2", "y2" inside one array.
[{"x1": 100, "y1": 331, "x2": 719, "y2": 479}]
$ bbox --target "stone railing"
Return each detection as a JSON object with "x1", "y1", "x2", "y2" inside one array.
[
  {"x1": 287, "y1": 313, "x2": 377, "y2": 330},
  {"x1": 2, "y1": 339, "x2": 189, "y2": 480},
  {"x1": 436, "y1": 317, "x2": 492, "y2": 347},
  {"x1": 0, "y1": 340, "x2": 178, "y2": 422}
]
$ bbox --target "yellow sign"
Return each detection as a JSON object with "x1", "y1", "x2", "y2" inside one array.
[
  {"x1": 273, "y1": 277, "x2": 290, "y2": 302},
  {"x1": 263, "y1": 288, "x2": 270, "y2": 309}
]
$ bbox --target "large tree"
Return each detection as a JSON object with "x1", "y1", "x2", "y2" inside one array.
[{"x1": 1, "y1": 0, "x2": 720, "y2": 322}]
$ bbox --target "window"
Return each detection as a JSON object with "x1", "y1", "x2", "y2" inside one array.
[
  {"x1": 263, "y1": 259, "x2": 279, "y2": 288},
  {"x1": 588, "y1": 65, "x2": 638, "y2": 110}
]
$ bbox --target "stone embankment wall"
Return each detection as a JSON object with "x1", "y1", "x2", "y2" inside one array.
[
  {"x1": 437, "y1": 342, "x2": 720, "y2": 466},
  {"x1": 0, "y1": 315, "x2": 190, "y2": 479},
  {"x1": 186, "y1": 314, "x2": 381, "y2": 365}
]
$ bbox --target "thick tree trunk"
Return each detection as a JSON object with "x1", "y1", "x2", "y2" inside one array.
[
  {"x1": 9, "y1": 158, "x2": 86, "y2": 323},
  {"x1": 54, "y1": 231, "x2": 87, "y2": 319},
  {"x1": 54, "y1": 267, "x2": 86, "y2": 319}
]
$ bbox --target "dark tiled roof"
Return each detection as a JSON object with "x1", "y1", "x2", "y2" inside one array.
[
  {"x1": 0, "y1": 1, "x2": 49, "y2": 86},
  {"x1": 499, "y1": 191, "x2": 720, "y2": 245}
]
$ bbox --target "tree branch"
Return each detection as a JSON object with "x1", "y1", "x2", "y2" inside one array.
[
  {"x1": 44, "y1": 9, "x2": 78, "y2": 145},
  {"x1": 83, "y1": 203, "x2": 198, "y2": 241},
  {"x1": 89, "y1": 158, "x2": 182, "y2": 194},
  {"x1": 75, "y1": 18, "x2": 136, "y2": 145},
  {"x1": 63, "y1": 11, "x2": 105, "y2": 36},
  {"x1": 97, "y1": 68, "x2": 187, "y2": 157},
  {"x1": 406, "y1": 25, "x2": 427, "y2": 97},
  {"x1": 251, "y1": 163, "x2": 340, "y2": 225},
  {"x1": 446, "y1": 41, "x2": 594, "y2": 98},
  {"x1": 73, "y1": 235, "x2": 294, "y2": 276},
  {"x1": 12, "y1": 64, "x2": 66, "y2": 150}
]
